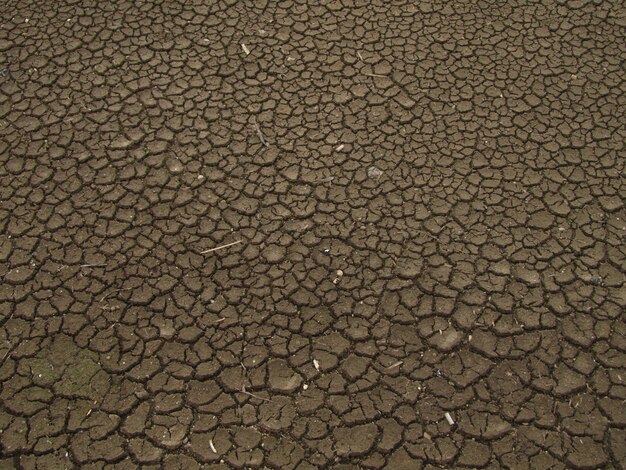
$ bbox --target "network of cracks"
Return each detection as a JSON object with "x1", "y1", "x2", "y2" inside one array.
[{"x1": 0, "y1": 0, "x2": 624, "y2": 468}]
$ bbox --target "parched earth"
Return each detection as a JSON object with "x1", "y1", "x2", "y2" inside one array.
[{"x1": 0, "y1": 0, "x2": 624, "y2": 468}]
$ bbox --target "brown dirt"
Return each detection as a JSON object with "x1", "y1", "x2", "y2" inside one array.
[{"x1": 0, "y1": 0, "x2": 625, "y2": 468}]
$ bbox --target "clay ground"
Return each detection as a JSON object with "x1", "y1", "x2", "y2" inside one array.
[{"x1": 0, "y1": 0, "x2": 625, "y2": 468}]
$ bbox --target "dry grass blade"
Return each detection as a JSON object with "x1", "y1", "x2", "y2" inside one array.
[
  {"x1": 385, "y1": 360, "x2": 403, "y2": 369},
  {"x1": 251, "y1": 116, "x2": 268, "y2": 147},
  {"x1": 200, "y1": 240, "x2": 242, "y2": 254},
  {"x1": 99, "y1": 287, "x2": 132, "y2": 303},
  {"x1": 240, "y1": 386, "x2": 270, "y2": 401}
]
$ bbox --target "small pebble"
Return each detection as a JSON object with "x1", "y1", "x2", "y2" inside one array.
[
  {"x1": 367, "y1": 166, "x2": 383, "y2": 179},
  {"x1": 166, "y1": 158, "x2": 183, "y2": 174}
]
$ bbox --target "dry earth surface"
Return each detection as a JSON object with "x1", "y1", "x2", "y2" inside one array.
[{"x1": 0, "y1": 0, "x2": 625, "y2": 469}]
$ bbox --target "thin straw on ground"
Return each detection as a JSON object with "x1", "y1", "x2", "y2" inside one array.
[
  {"x1": 200, "y1": 240, "x2": 242, "y2": 254},
  {"x1": 252, "y1": 116, "x2": 269, "y2": 147}
]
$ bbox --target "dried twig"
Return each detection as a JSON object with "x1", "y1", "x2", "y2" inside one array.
[
  {"x1": 251, "y1": 116, "x2": 268, "y2": 147},
  {"x1": 99, "y1": 287, "x2": 132, "y2": 303},
  {"x1": 385, "y1": 360, "x2": 404, "y2": 369},
  {"x1": 363, "y1": 72, "x2": 388, "y2": 78},
  {"x1": 240, "y1": 387, "x2": 270, "y2": 401},
  {"x1": 80, "y1": 263, "x2": 108, "y2": 268},
  {"x1": 100, "y1": 306, "x2": 120, "y2": 311},
  {"x1": 0, "y1": 342, "x2": 17, "y2": 366},
  {"x1": 316, "y1": 176, "x2": 334, "y2": 183},
  {"x1": 0, "y1": 349, "x2": 11, "y2": 365},
  {"x1": 200, "y1": 240, "x2": 242, "y2": 254},
  {"x1": 419, "y1": 230, "x2": 440, "y2": 241}
]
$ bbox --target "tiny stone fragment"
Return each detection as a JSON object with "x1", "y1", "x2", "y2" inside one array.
[
  {"x1": 166, "y1": 158, "x2": 183, "y2": 174},
  {"x1": 590, "y1": 274, "x2": 602, "y2": 285},
  {"x1": 367, "y1": 166, "x2": 383, "y2": 179}
]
